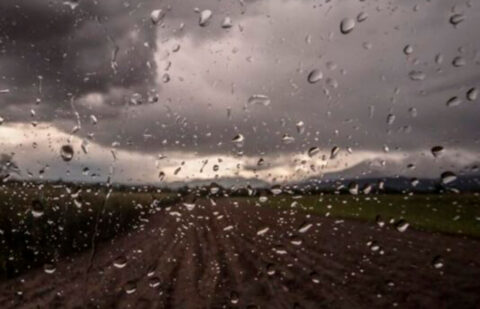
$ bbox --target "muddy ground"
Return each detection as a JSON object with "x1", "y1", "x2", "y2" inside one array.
[{"x1": 1, "y1": 198, "x2": 479, "y2": 308}]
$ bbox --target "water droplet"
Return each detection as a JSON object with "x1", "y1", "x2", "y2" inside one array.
[
  {"x1": 31, "y1": 199, "x2": 44, "y2": 218},
  {"x1": 259, "y1": 196, "x2": 268, "y2": 203},
  {"x1": 248, "y1": 94, "x2": 270, "y2": 106},
  {"x1": 340, "y1": 18, "x2": 355, "y2": 34},
  {"x1": 307, "y1": 69, "x2": 323, "y2": 84},
  {"x1": 124, "y1": 281, "x2": 137, "y2": 294},
  {"x1": 431, "y1": 255, "x2": 444, "y2": 269},
  {"x1": 308, "y1": 147, "x2": 320, "y2": 157},
  {"x1": 411, "y1": 178, "x2": 420, "y2": 187},
  {"x1": 431, "y1": 146, "x2": 444, "y2": 158},
  {"x1": 386, "y1": 114, "x2": 395, "y2": 125},
  {"x1": 408, "y1": 107, "x2": 418, "y2": 117},
  {"x1": 375, "y1": 215, "x2": 385, "y2": 228},
  {"x1": 403, "y1": 45, "x2": 413, "y2": 55},
  {"x1": 282, "y1": 134, "x2": 295, "y2": 144},
  {"x1": 221, "y1": 16, "x2": 232, "y2": 28},
  {"x1": 466, "y1": 87, "x2": 478, "y2": 101},
  {"x1": 395, "y1": 220, "x2": 409, "y2": 233},
  {"x1": 452, "y1": 56, "x2": 466, "y2": 67},
  {"x1": 151, "y1": 9, "x2": 164, "y2": 25},
  {"x1": 357, "y1": 12, "x2": 368, "y2": 22},
  {"x1": 199, "y1": 9, "x2": 213, "y2": 27},
  {"x1": 89, "y1": 114, "x2": 97, "y2": 125},
  {"x1": 348, "y1": 182, "x2": 359, "y2": 195},
  {"x1": 162, "y1": 73, "x2": 170, "y2": 83},
  {"x1": 298, "y1": 222, "x2": 313, "y2": 233},
  {"x1": 43, "y1": 263, "x2": 56, "y2": 274},
  {"x1": 330, "y1": 146, "x2": 340, "y2": 159},
  {"x1": 441, "y1": 171, "x2": 457, "y2": 184},
  {"x1": 113, "y1": 256, "x2": 127, "y2": 269},
  {"x1": 266, "y1": 263, "x2": 276, "y2": 276},
  {"x1": 210, "y1": 185, "x2": 220, "y2": 194},
  {"x1": 446, "y1": 96, "x2": 462, "y2": 107},
  {"x1": 256, "y1": 227, "x2": 269, "y2": 236},
  {"x1": 409, "y1": 70, "x2": 426, "y2": 81},
  {"x1": 232, "y1": 134, "x2": 244, "y2": 144},
  {"x1": 60, "y1": 145, "x2": 74, "y2": 162},
  {"x1": 449, "y1": 14, "x2": 464, "y2": 26},
  {"x1": 296, "y1": 121, "x2": 305, "y2": 134},
  {"x1": 270, "y1": 185, "x2": 282, "y2": 195},
  {"x1": 63, "y1": 0, "x2": 79, "y2": 10},
  {"x1": 148, "y1": 277, "x2": 161, "y2": 288},
  {"x1": 183, "y1": 203, "x2": 196, "y2": 211},
  {"x1": 230, "y1": 291, "x2": 240, "y2": 304},
  {"x1": 158, "y1": 171, "x2": 165, "y2": 181}
]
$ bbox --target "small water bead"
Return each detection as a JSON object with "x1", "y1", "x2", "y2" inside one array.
[
  {"x1": 308, "y1": 147, "x2": 320, "y2": 157},
  {"x1": 270, "y1": 185, "x2": 282, "y2": 195},
  {"x1": 375, "y1": 215, "x2": 385, "y2": 228},
  {"x1": 221, "y1": 16, "x2": 232, "y2": 28},
  {"x1": 431, "y1": 255, "x2": 444, "y2": 269},
  {"x1": 431, "y1": 146, "x2": 444, "y2": 158},
  {"x1": 449, "y1": 14, "x2": 464, "y2": 26},
  {"x1": 43, "y1": 263, "x2": 56, "y2": 274},
  {"x1": 124, "y1": 281, "x2": 137, "y2": 294},
  {"x1": 408, "y1": 107, "x2": 418, "y2": 117},
  {"x1": 307, "y1": 69, "x2": 323, "y2": 84},
  {"x1": 230, "y1": 291, "x2": 240, "y2": 304},
  {"x1": 259, "y1": 196, "x2": 268, "y2": 203},
  {"x1": 330, "y1": 146, "x2": 340, "y2": 159},
  {"x1": 113, "y1": 256, "x2": 127, "y2": 269},
  {"x1": 452, "y1": 56, "x2": 466, "y2": 67},
  {"x1": 158, "y1": 171, "x2": 165, "y2": 181},
  {"x1": 403, "y1": 45, "x2": 413, "y2": 55},
  {"x1": 60, "y1": 145, "x2": 74, "y2": 162},
  {"x1": 435, "y1": 54, "x2": 444, "y2": 64},
  {"x1": 409, "y1": 70, "x2": 426, "y2": 81},
  {"x1": 386, "y1": 114, "x2": 395, "y2": 125},
  {"x1": 63, "y1": 0, "x2": 80, "y2": 10},
  {"x1": 148, "y1": 277, "x2": 161, "y2": 288},
  {"x1": 466, "y1": 87, "x2": 478, "y2": 101},
  {"x1": 266, "y1": 263, "x2": 276, "y2": 276},
  {"x1": 296, "y1": 121, "x2": 305, "y2": 134},
  {"x1": 441, "y1": 171, "x2": 457, "y2": 184},
  {"x1": 282, "y1": 134, "x2": 295, "y2": 144},
  {"x1": 31, "y1": 199, "x2": 44, "y2": 218},
  {"x1": 298, "y1": 222, "x2": 313, "y2": 233},
  {"x1": 446, "y1": 96, "x2": 462, "y2": 107},
  {"x1": 357, "y1": 12, "x2": 368, "y2": 22},
  {"x1": 256, "y1": 227, "x2": 269, "y2": 236},
  {"x1": 310, "y1": 271, "x2": 320, "y2": 284},
  {"x1": 150, "y1": 9, "x2": 164, "y2": 25},
  {"x1": 199, "y1": 10, "x2": 213, "y2": 27},
  {"x1": 348, "y1": 182, "x2": 359, "y2": 195},
  {"x1": 248, "y1": 94, "x2": 270, "y2": 106},
  {"x1": 340, "y1": 18, "x2": 355, "y2": 34},
  {"x1": 395, "y1": 220, "x2": 409, "y2": 233},
  {"x1": 232, "y1": 134, "x2": 244, "y2": 144}
]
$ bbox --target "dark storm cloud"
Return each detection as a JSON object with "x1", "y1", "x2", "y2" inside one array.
[
  {"x1": 0, "y1": 0, "x2": 157, "y2": 112},
  {"x1": 0, "y1": 0, "x2": 479, "y2": 180}
]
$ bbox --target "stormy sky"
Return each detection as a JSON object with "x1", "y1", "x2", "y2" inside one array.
[{"x1": 0, "y1": 0, "x2": 479, "y2": 185}]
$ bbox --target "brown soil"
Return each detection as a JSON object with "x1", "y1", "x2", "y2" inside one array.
[{"x1": 1, "y1": 198, "x2": 479, "y2": 308}]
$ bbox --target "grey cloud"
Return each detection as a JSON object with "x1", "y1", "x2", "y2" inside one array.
[{"x1": 0, "y1": 0, "x2": 479, "y2": 182}]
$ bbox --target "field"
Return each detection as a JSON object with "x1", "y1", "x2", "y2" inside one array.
[
  {"x1": 0, "y1": 182, "x2": 179, "y2": 279},
  {"x1": 0, "y1": 185, "x2": 479, "y2": 307},
  {"x1": 252, "y1": 193, "x2": 480, "y2": 237}
]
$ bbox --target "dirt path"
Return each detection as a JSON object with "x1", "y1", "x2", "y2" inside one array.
[{"x1": 1, "y1": 198, "x2": 479, "y2": 308}]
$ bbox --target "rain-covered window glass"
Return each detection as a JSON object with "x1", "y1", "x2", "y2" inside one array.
[{"x1": 0, "y1": 0, "x2": 479, "y2": 308}]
